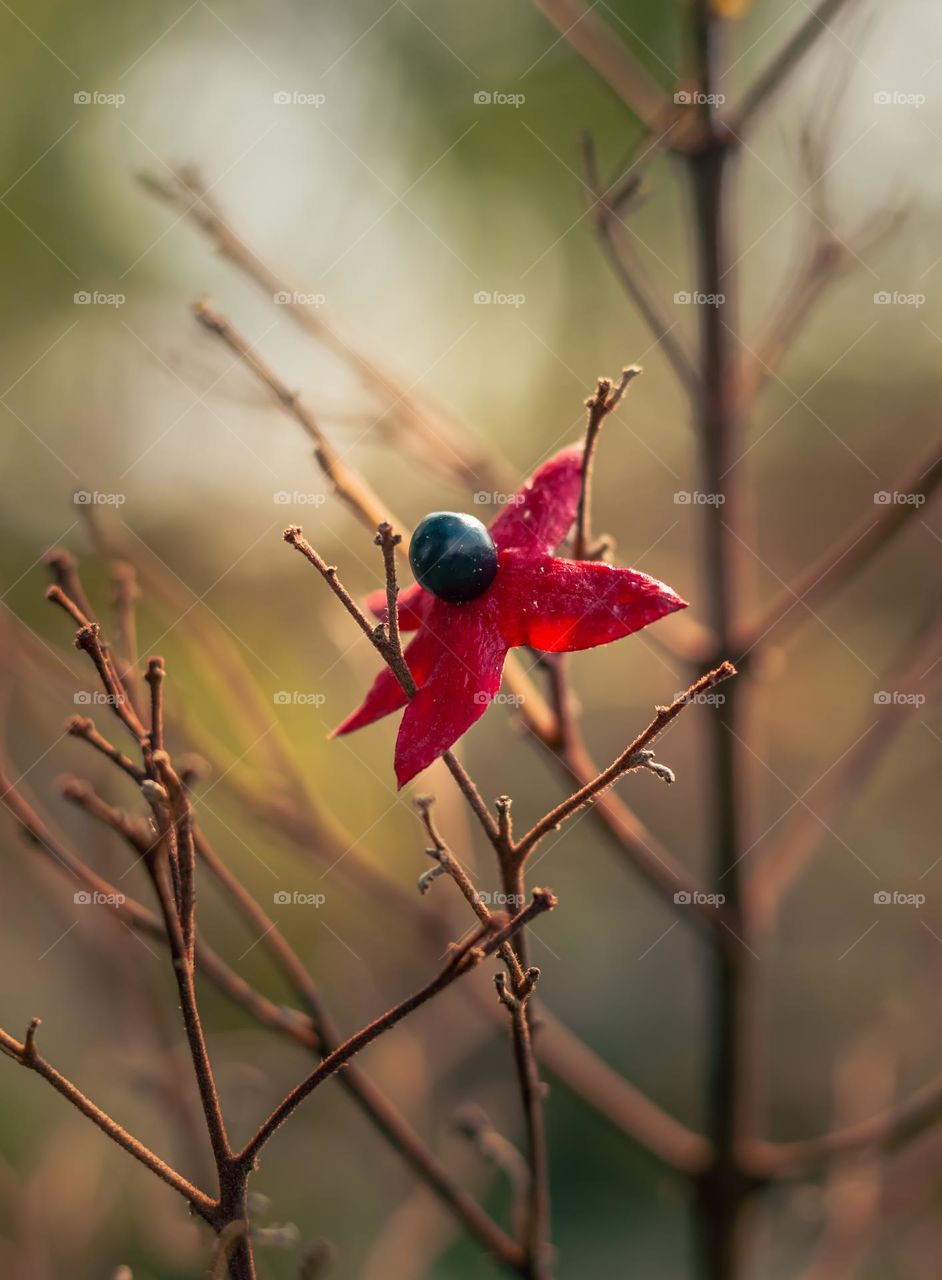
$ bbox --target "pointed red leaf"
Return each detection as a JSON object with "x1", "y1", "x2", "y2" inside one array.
[
  {"x1": 488, "y1": 444, "x2": 583, "y2": 555},
  {"x1": 394, "y1": 598, "x2": 508, "y2": 787},
  {"x1": 332, "y1": 627, "x2": 441, "y2": 736},
  {"x1": 496, "y1": 550, "x2": 687, "y2": 652}
]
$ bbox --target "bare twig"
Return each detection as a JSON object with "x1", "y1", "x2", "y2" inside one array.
[
  {"x1": 237, "y1": 891, "x2": 557, "y2": 1171},
  {"x1": 514, "y1": 663, "x2": 737, "y2": 861},
  {"x1": 0, "y1": 1020, "x2": 216, "y2": 1220},
  {"x1": 574, "y1": 366, "x2": 643, "y2": 560},
  {"x1": 283, "y1": 523, "x2": 500, "y2": 844}
]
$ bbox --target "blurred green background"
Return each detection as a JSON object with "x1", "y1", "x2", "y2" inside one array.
[{"x1": 1, "y1": 1, "x2": 940, "y2": 1276}]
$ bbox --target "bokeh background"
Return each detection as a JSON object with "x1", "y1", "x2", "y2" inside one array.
[{"x1": 1, "y1": 1, "x2": 940, "y2": 1276}]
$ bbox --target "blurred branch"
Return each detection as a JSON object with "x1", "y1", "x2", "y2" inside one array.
[
  {"x1": 734, "y1": 0, "x2": 857, "y2": 133},
  {"x1": 580, "y1": 133, "x2": 701, "y2": 405},
  {"x1": 734, "y1": 438, "x2": 942, "y2": 656},
  {"x1": 456, "y1": 1104, "x2": 531, "y2": 1241},
  {"x1": 193, "y1": 299, "x2": 396, "y2": 532},
  {"x1": 752, "y1": 1069, "x2": 942, "y2": 1180},
  {"x1": 739, "y1": 65, "x2": 907, "y2": 405},
  {"x1": 140, "y1": 167, "x2": 504, "y2": 490},
  {"x1": 791, "y1": 1031, "x2": 892, "y2": 1280},
  {"x1": 0, "y1": 1019, "x2": 216, "y2": 1221},
  {"x1": 529, "y1": 0, "x2": 676, "y2": 136},
  {"x1": 749, "y1": 607, "x2": 942, "y2": 927},
  {"x1": 534, "y1": 1007, "x2": 712, "y2": 1174}
]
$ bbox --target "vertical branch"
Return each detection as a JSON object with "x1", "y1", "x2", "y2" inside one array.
[{"x1": 685, "y1": 8, "x2": 752, "y2": 1279}]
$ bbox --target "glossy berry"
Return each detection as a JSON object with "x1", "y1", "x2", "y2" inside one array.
[{"x1": 408, "y1": 511, "x2": 499, "y2": 603}]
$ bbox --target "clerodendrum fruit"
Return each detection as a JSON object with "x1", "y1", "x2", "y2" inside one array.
[{"x1": 408, "y1": 512, "x2": 499, "y2": 603}]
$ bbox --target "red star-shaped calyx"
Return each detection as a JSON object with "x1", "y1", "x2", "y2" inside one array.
[{"x1": 335, "y1": 444, "x2": 687, "y2": 787}]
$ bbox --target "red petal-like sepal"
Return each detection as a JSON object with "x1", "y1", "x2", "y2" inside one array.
[
  {"x1": 393, "y1": 598, "x2": 507, "y2": 787},
  {"x1": 497, "y1": 550, "x2": 687, "y2": 652},
  {"x1": 489, "y1": 444, "x2": 583, "y2": 555},
  {"x1": 333, "y1": 627, "x2": 440, "y2": 736}
]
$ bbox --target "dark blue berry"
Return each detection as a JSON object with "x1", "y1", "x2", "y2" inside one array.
[{"x1": 409, "y1": 512, "x2": 498, "y2": 603}]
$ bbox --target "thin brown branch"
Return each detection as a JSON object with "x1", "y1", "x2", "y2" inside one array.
[
  {"x1": 192, "y1": 824, "x2": 522, "y2": 1268},
  {"x1": 60, "y1": 775, "x2": 233, "y2": 1175},
  {"x1": 237, "y1": 890, "x2": 557, "y2": 1172},
  {"x1": 3, "y1": 757, "x2": 709, "y2": 1185},
  {"x1": 515, "y1": 663, "x2": 737, "y2": 860},
  {"x1": 283, "y1": 523, "x2": 501, "y2": 845},
  {"x1": 145, "y1": 656, "x2": 165, "y2": 754},
  {"x1": 574, "y1": 366, "x2": 642, "y2": 560},
  {"x1": 67, "y1": 715, "x2": 145, "y2": 783},
  {"x1": 579, "y1": 134, "x2": 700, "y2": 404},
  {"x1": 0, "y1": 1020, "x2": 216, "y2": 1220},
  {"x1": 43, "y1": 547, "x2": 95, "y2": 622},
  {"x1": 415, "y1": 795, "x2": 549, "y2": 1273}
]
